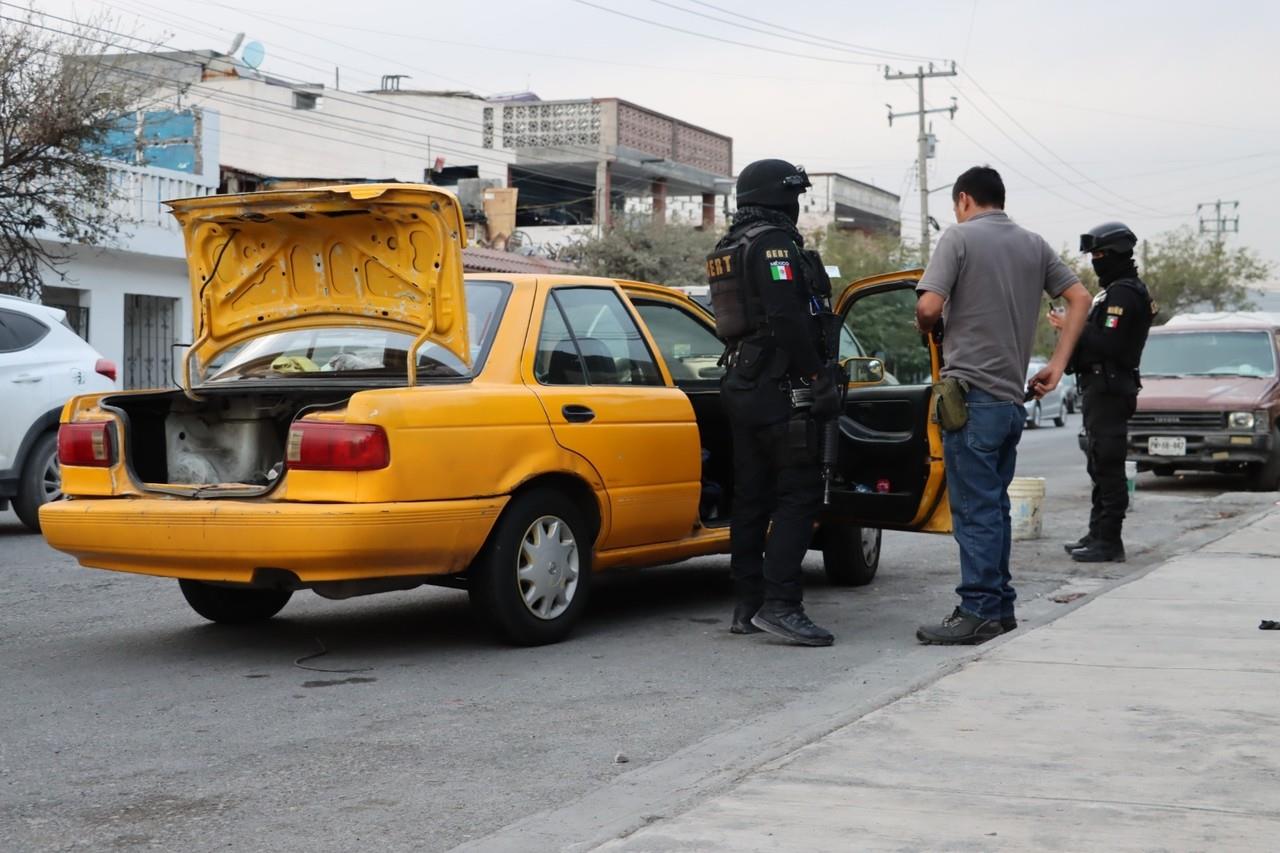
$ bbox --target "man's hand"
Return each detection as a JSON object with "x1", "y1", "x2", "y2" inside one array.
[
  {"x1": 1047, "y1": 308, "x2": 1066, "y2": 331},
  {"x1": 1028, "y1": 362, "x2": 1063, "y2": 399}
]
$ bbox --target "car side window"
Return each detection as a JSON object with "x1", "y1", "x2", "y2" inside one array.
[
  {"x1": 536, "y1": 287, "x2": 663, "y2": 386},
  {"x1": 842, "y1": 286, "x2": 931, "y2": 385},
  {"x1": 632, "y1": 299, "x2": 725, "y2": 385},
  {"x1": 0, "y1": 309, "x2": 50, "y2": 353}
]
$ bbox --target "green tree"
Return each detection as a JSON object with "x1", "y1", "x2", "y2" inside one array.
[
  {"x1": 561, "y1": 221, "x2": 718, "y2": 289},
  {"x1": 1139, "y1": 227, "x2": 1269, "y2": 321},
  {"x1": 0, "y1": 11, "x2": 146, "y2": 299},
  {"x1": 811, "y1": 227, "x2": 916, "y2": 301}
]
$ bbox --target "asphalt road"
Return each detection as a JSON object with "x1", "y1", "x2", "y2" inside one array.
[{"x1": 2, "y1": 413, "x2": 1274, "y2": 852}]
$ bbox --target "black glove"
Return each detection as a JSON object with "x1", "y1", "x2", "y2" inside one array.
[{"x1": 810, "y1": 363, "x2": 845, "y2": 419}]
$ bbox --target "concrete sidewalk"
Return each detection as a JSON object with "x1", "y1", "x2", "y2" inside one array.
[{"x1": 598, "y1": 509, "x2": 1280, "y2": 852}]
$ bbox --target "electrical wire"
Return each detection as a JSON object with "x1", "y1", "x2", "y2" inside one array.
[{"x1": 567, "y1": 0, "x2": 881, "y2": 67}]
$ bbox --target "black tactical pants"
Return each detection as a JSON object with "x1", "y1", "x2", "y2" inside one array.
[
  {"x1": 1082, "y1": 387, "x2": 1137, "y2": 543},
  {"x1": 723, "y1": 386, "x2": 822, "y2": 606}
]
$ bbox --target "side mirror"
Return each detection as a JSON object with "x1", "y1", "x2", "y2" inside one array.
[{"x1": 843, "y1": 356, "x2": 885, "y2": 385}]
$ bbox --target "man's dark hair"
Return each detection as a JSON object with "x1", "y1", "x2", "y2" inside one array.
[{"x1": 951, "y1": 166, "x2": 1006, "y2": 209}]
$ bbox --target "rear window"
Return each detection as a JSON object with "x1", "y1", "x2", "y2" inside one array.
[
  {"x1": 1142, "y1": 330, "x2": 1277, "y2": 379},
  {"x1": 0, "y1": 308, "x2": 50, "y2": 353},
  {"x1": 200, "y1": 281, "x2": 510, "y2": 383}
]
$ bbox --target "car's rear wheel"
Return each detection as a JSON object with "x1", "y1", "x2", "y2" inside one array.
[
  {"x1": 1247, "y1": 425, "x2": 1280, "y2": 491},
  {"x1": 469, "y1": 489, "x2": 592, "y2": 646},
  {"x1": 1028, "y1": 402, "x2": 1043, "y2": 429},
  {"x1": 13, "y1": 432, "x2": 61, "y2": 532},
  {"x1": 822, "y1": 524, "x2": 881, "y2": 587},
  {"x1": 179, "y1": 579, "x2": 292, "y2": 624},
  {"x1": 1053, "y1": 405, "x2": 1066, "y2": 428}
]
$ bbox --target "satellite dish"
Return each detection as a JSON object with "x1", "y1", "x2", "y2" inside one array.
[{"x1": 241, "y1": 41, "x2": 266, "y2": 69}]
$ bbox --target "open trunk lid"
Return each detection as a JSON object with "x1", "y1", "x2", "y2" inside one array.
[{"x1": 167, "y1": 183, "x2": 469, "y2": 388}]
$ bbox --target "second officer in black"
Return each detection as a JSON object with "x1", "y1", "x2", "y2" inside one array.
[
  {"x1": 1050, "y1": 222, "x2": 1155, "y2": 563},
  {"x1": 706, "y1": 159, "x2": 842, "y2": 646}
]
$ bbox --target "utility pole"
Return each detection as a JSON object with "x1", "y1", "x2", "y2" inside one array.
[
  {"x1": 1196, "y1": 199, "x2": 1240, "y2": 244},
  {"x1": 886, "y1": 62, "x2": 958, "y2": 265}
]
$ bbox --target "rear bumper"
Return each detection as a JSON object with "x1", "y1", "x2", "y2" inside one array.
[{"x1": 40, "y1": 496, "x2": 507, "y2": 584}]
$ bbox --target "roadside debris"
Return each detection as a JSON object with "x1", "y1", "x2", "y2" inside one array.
[{"x1": 1260, "y1": 620, "x2": 1278, "y2": 631}]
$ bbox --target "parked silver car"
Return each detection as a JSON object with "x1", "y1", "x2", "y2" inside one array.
[{"x1": 1024, "y1": 360, "x2": 1067, "y2": 428}]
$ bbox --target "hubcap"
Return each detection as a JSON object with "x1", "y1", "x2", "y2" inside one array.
[
  {"x1": 861, "y1": 527, "x2": 881, "y2": 565},
  {"x1": 516, "y1": 515, "x2": 580, "y2": 621},
  {"x1": 41, "y1": 454, "x2": 63, "y2": 504}
]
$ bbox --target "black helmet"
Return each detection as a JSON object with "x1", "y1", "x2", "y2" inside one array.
[
  {"x1": 736, "y1": 159, "x2": 811, "y2": 210},
  {"x1": 1080, "y1": 221, "x2": 1137, "y2": 256}
]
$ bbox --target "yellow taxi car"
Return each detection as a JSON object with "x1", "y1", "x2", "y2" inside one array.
[{"x1": 40, "y1": 184, "x2": 949, "y2": 645}]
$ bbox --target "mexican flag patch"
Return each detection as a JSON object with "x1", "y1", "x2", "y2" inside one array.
[
  {"x1": 1105, "y1": 316, "x2": 1120, "y2": 329},
  {"x1": 769, "y1": 260, "x2": 794, "y2": 281}
]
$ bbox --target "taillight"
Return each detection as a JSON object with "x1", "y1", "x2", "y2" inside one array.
[
  {"x1": 94, "y1": 359, "x2": 117, "y2": 382},
  {"x1": 286, "y1": 423, "x2": 389, "y2": 471},
  {"x1": 58, "y1": 422, "x2": 115, "y2": 467}
]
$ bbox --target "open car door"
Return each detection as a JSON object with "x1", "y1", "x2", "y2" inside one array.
[{"x1": 824, "y1": 270, "x2": 951, "y2": 535}]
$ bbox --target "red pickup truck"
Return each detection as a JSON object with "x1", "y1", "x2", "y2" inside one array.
[{"x1": 1125, "y1": 312, "x2": 1280, "y2": 491}]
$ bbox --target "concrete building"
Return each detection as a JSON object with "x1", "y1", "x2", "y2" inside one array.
[
  {"x1": 797, "y1": 172, "x2": 901, "y2": 238},
  {"x1": 484, "y1": 97, "x2": 734, "y2": 252}
]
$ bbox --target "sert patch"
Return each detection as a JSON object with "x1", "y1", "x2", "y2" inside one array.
[
  {"x1": 769, "y1": 260, "x2": 794, "y2": 281},
  {"x1": 1105, "y1": 315, "x2": 1120, "y2": 329}
]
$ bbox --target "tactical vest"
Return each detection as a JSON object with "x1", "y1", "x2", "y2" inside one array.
[
  {"x1": 1089, "y1": 278, "x2": 1156, "y2": 370},
  {"x1": 706, "y1": 223, "x2": 773, "y2": 340},
  {"x1": 705, "y1": 225, "x2": 832, "y2": 341}
]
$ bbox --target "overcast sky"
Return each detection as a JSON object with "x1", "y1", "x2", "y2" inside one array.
[{"x1": 37, "y1": 0, "x2": 1280, "y2": 276}]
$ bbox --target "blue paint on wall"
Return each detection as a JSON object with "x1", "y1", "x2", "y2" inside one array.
[{"x1": 92, "y1": 109, "x2": 201, "y2": 173}]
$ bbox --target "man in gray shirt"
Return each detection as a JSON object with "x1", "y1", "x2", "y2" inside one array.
[{"x1": 914, "y1": 166, "x2": 1091, "y2": 644}]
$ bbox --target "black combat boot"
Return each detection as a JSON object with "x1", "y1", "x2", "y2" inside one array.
[
  {"x1": 1001, "y1": 615, "x2": 1018, "y2": 632},
  {"x1": 751, "y1": 602, "x2": 834, "y2": 647},
  {"x1": 730, "y1": 601, "x2": 763, "y2": 635},
  {"x1": 1063, "y1": 534, "x2": 1094, "y2": 555},
  {"x1": 1070, "y1": 540, "x2": 1126, "y2": 563},
  {"x1": 916, "y1": 607, "x2": 1003, "y2": 645}
]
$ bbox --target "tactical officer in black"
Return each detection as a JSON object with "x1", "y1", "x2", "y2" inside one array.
[
  {"x1": 1052, "y1": 222, "x2": 1155, "y2": 563},
  {"x1": 707, "y1": 159, "x2": 843, "y2": 647}
]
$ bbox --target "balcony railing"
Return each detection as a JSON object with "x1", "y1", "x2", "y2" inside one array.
[{"x1": 107, "y1": 161, "x2": 218, "y2": 232}]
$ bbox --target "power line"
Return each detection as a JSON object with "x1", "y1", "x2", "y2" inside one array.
[
  {"x1": 956, "y1": 70, "x2": 1171, "y2": 218},
  {"x1": 680, "y1": 0, "x2": 948, "y2": 64},
  {"x1": 567, "y1": 0, "x2": 880, "y2": 66},
  {"x1": 885, "y1": 64, "x2": 958, "y2": 263}
]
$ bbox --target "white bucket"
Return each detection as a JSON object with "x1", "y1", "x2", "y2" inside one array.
[
  {"x1": 1125, "y1": 460, "x2": 1138, "y2": 510},
  {"x1": 1009, "y1": 477, "x2": 1046, "y2": 540}
]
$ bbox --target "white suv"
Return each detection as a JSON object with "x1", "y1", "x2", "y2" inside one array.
[{"x1": 0, "y1": 295, "x2": 117, "y2": 531}]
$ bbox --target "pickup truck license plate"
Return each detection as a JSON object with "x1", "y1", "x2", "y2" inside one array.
[{"x1": 1149, "y1": 436, "x2": 1186, "y2": 456}]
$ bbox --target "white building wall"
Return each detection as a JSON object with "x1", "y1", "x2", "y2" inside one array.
[
  {"x1": 37, "y1": 109, "x2": 219, "y2": 383},
  {"x1": 189, "y1": 79, "x2": 512, "y2": 182},
  {"x1": 48, "y1": 248, "x2": 193, "y2": 376}
]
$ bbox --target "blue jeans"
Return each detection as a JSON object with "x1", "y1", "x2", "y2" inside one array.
[{"x1": 942, "y1": 387, "x2": 1025, "y2": 622}]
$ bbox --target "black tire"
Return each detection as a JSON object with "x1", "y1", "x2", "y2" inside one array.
[
  {"x1": 469, "y1": 489, "x2": 592, "y2": 646},
  {"x1": 179, "y1": 579, "x2": 292, "y2": 624},
  {"x1": 1066, "y1": 396, "x2": 1076, "y2": 415},
  {"x1": 1247, "y1": 426, "x2": 1280, "y2": 491},
  {"x1": 1028, "y1": 402, "x2": 1043, "y2": 430},
  {"x1": 13, "y1": 432, "x2": 61, "y2": 532},
  {"x1": 1053, "y1": 407, "x2": 1066, "y2": 428},
  {"x1": 1152, "y1": 465, "x2": 1176, "y2": 478},
  {"x1": 822, "y1": 524, "x2": 881, "y2": 587}
]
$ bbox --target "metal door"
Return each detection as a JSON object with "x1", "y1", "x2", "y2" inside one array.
[{"x1": 123, "y1": 294, "x2": 177, "y2": 390}]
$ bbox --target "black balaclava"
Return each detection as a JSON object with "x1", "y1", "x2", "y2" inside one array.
[{"x1": 1092, "y1": 251, "x2": 1139, "y2": 287}]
